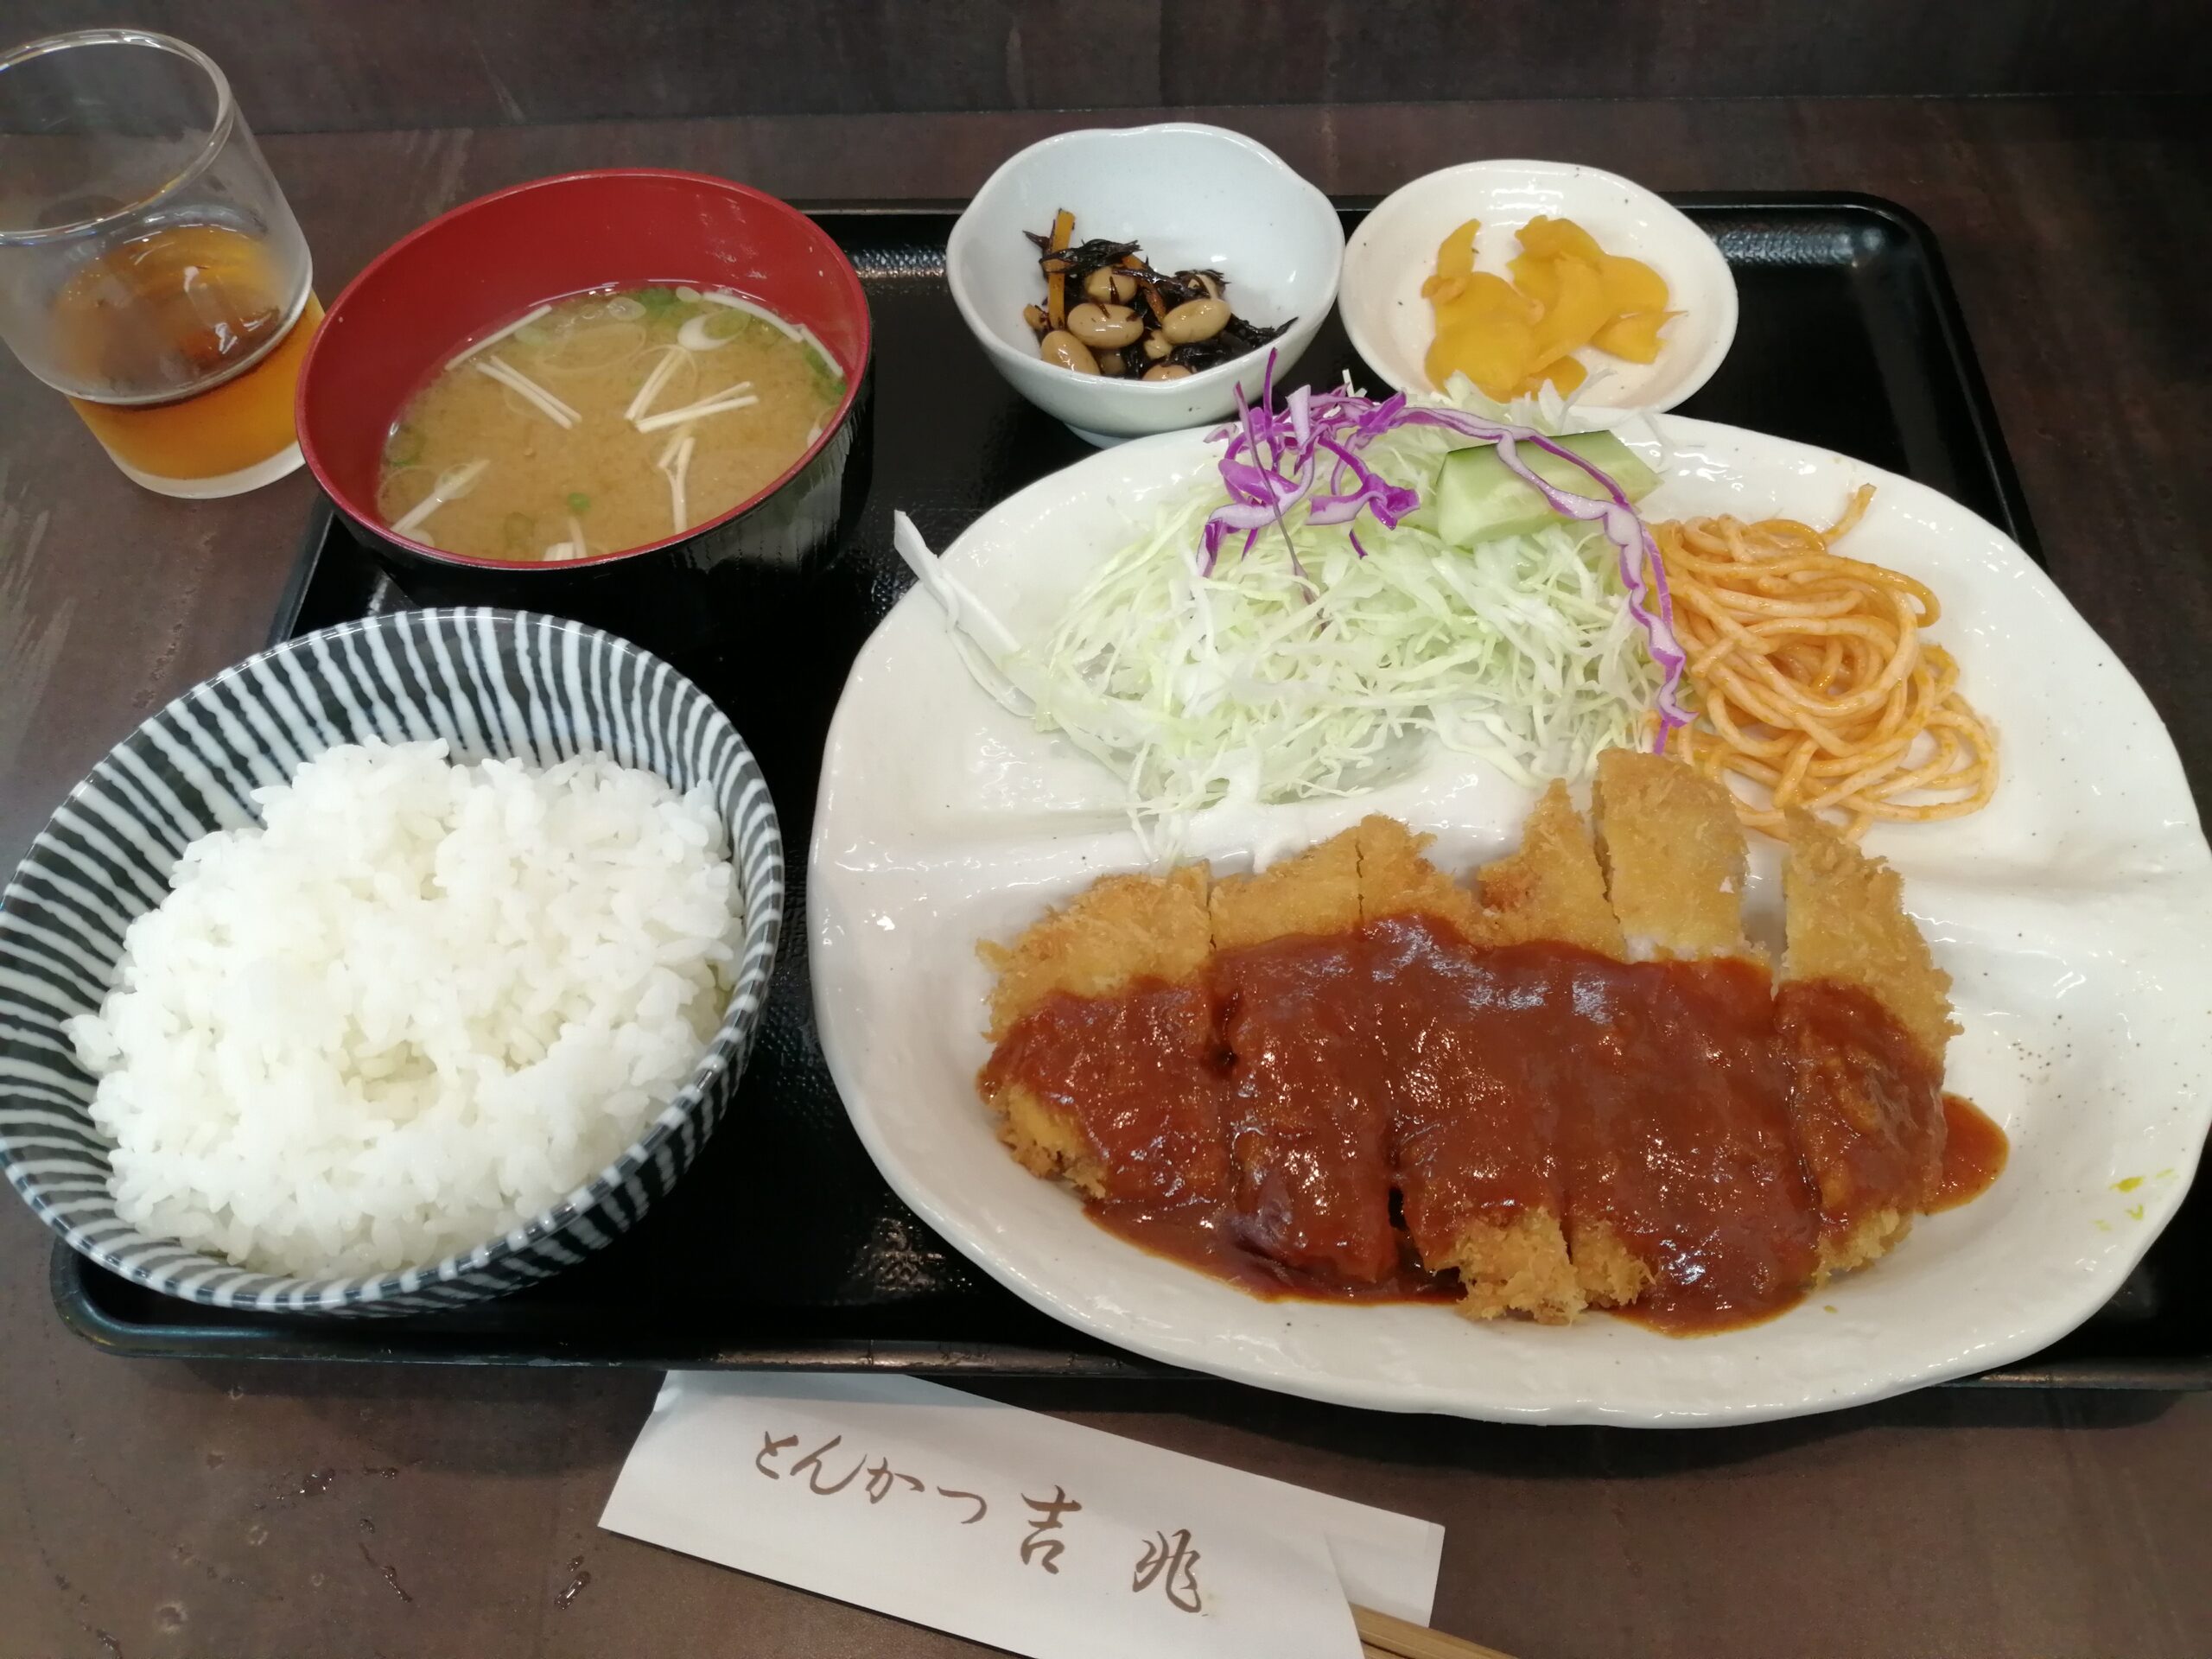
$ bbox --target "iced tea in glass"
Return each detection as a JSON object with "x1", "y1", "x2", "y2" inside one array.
[{"x1": 0, "y1": 29, "x2": 319, "y2": 497}]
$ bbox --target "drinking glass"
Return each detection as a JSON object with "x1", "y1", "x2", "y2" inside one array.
[{"x1": 0, "y1": 29, "x2": 320, "y2": 497}]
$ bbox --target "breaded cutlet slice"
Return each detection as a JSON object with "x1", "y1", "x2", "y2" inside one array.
[
  {"x1": 981, "y1": 864, "x2": 1211, "y2": 1041},
  {"x1": 1356, "y1": 788, "x2": 1625, "y2": 956},
  {"x1": 1471, "y1": 784, "x2": 1645, "y2": 1306},
  {"x1": 1591, "y1": 750, "x2": 1751, "y2": 960},
  {"x1": 1586, "y1": 759, "x2": 1802, "y2": 1309},
  {"x1": 977, "y1": 864, "x2": 1215, "y2": 1198},
  {"x1": 1445, "y1": 1212, "x2": 1586, "y2": 1323},
  {"x1": 1778, "y1": 810, "x2": 1960, "y2": 1274},
  {"x1": 1210, "y1": 828, "x2": 1401, "y2": 1284},
  {"x1": 1780, "y1": 812, "x2": 1958, "y2": 1066},
  {"x1": 1356, "y1": 812, "x2": 1585, "y2": 1320},
  {"x1": 1210, "y1": 826, "x2": 1361, "y2": 948},
  {"x1": 1354, "y1": 816, "x2": 1485, "y2": 939},
  {"x1": 1474, "y1": 782, "x2": 1628, "y2": 958}
]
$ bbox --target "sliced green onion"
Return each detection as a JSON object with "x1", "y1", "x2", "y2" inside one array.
[
  {"x1": 566, "y1": 492, "x2": 591, "y2": 514},
  {"x1": 802, "y1": 343, "x2": 844, "y2": 397}
]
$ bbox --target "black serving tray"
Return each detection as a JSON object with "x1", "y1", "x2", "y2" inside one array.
[{"x1": 54, "y1": 198, "x2": 2209, "y2": 1391}]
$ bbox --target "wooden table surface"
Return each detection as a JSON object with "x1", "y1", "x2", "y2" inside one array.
[{"x1": 3, "y1": 97, "x2": 2208, "y2": 1659}]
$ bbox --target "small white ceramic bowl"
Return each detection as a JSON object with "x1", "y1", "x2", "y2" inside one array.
[
  {"x1": 947, "y1": 123, "x2": 1344, "y2": 445},
  {"x1": 1342, "y1": 158, "x2": 1738, "y2": 412}
]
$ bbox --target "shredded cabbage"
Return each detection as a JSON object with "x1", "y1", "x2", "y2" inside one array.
[
  {"x1": 1009, "y1": 449, "x2": 1659, "y2": 818},
  {"x1": 894, "y1": 374, "x2": 1667, "y2": 841}
]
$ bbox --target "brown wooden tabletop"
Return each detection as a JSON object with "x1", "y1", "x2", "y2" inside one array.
[{"x1": 3, "y1": 97, "x2": 2209, "y2": 1659}]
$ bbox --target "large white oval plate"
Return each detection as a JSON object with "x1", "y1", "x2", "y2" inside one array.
[{"x1": 810, "y1": 418, "x2": 2212, "y2": 1426}]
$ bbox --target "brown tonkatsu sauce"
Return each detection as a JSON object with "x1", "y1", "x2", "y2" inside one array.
[
  {"x1": 982, "y1": 982, "x2": 1227, "y2": 1206},
  {"x1": 1366, "y1": 919, "x2": 1571, "y2": 1289},
  {"x1": 1927, "y1": 1094, "x2": 2009, "y2": 1212},
  {"x1": 1213, "y1": 934, "x2": 1402, "y2": 1285},
  {"x1": 1089, "y1": 1203, "x2": 1456, "y2": 1303},
  {"x1": 1774, "y1": 979, "x2": 1949, "y2": 1253},
  {"x1": 1553, "y1": 945, "x2": 1821, "y2": 1335},
  {"x1": 988, "y1": 918, "x2": 2000, "y2": 1333}
]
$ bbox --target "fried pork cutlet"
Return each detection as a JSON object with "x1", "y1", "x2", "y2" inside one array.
[
  {"x1": 1210, "y1": 830, "x2": 1402, "y2": 1285},
  {"x1": 1378, "y1": 986, "x2": 1584, "y2": 1323},
  {"x1": 1779, "y1": 812, "x2": 1958, "y2": 1066},
  {"x1": 1592, "y1": 750, "x2": 1751, "y2": 961},
  {"x1": 982, "y1": 866, "x2": 1212, "y2": 1041},
  {"x1": 1470, "y1": 784, "x2": 1648, "y2": 1311},
  {"x1": 1362, "y1": 806, "x2": 1586, "y2": 1321},
  {"x1": 1357, "y1": 784, "x2": 1632, "y2": 958},
  {"x1": 1474, "y1": 782, "x2": 1628, "y2": 957},
  {"x1": 1777, "y1": 810, "x2": 1959, "y2": 1274},
  {"x1": 1209, "y1": 827, "x2": 1363, "y2": 949},
  {"x1": 975, "y1": 753, "x2": 1980, "y2": 1330},
  {"x1": 977, "y1": 865, "x2": 1224, "y2": 1204},
  {"x1": 1579, "y1": 756, "x2": 1819, "y2": 1324},
  {"x1": 1354, "y1": 816, "x2": 1486, "y2": 939}
]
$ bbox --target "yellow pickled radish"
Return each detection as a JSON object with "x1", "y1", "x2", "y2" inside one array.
[
  {"x1": 1436, "y1": 271, "x2": 1537, "y2": 324},
  {"x1": 1530, "y1": 257, "x2": 1608, "y2": 365},
  {"x1": 1434, "y1": 217, "x2": 1481, "y2": 283},
  {"x1": 1425, "y1": 211, "x2": 1680, "y2": 393},
  {"x1": 1427, "y1": 312, "x2": 1537, "y2": 401},
  {"x1": 1508, "y1": 251, "x2": 1560, "y2": 311},
  {"x1": 1595, "y1": 253, "x2": 1669, "y2": 316},
  {"x1": 1517, "y1": 215, "x2": 1606, "y2": 264},
  {"x1": 1512, "y1": 355, "x2": 1588, "y2": 397},
  {"x1": 1591, "y1": 308, "x2": 1680, "y2": 364}
]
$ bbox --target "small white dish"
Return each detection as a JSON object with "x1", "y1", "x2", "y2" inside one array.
[
  {"x1": 947, "y1": 123, "x2": 1343, "y2": 445},
  {"x1": 810, "y1": 422, "x2": 2211, "y2": 1426},
  {"x1": 1342, "y1": 158, "x2": 1738, "y2": 412}
]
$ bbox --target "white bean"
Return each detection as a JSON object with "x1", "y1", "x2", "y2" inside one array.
[
  {"x1": 1065, "y1": 302, "x2": 1143, "y2": 349},
  {"x1": 1162, "y1": 298, "x2": 1230, "y2": 344},
  {"x1": 1039, "y1": 330, "x2": 1099, "y2": 374}
]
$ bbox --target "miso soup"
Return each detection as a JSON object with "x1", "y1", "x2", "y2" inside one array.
[{"x1": 374, "y1": 284, "x2": 844, "y2": 562}]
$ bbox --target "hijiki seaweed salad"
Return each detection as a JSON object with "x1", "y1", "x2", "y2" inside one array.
[
  {"x1": 1020, "y1": 208, "x2": 1294, "y2": 382},
  {"x1": 896, "y1": 356, "x2": 1690, "y2": 846}
]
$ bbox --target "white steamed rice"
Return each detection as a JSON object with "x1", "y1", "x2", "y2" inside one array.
[{"x1": 66, "y1": 739, "x2": 742, "y2": 1278}]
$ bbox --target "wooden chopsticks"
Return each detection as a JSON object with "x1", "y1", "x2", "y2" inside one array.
[{"x1": 1354, "y1": 1602, "x2": 1521, "y2": 1659}]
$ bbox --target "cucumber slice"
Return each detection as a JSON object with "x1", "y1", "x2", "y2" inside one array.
[{"x1": 1436, "y1": 431, "x2": 1659, "y2": 548}]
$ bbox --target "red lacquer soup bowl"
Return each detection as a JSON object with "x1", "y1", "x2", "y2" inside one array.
[{"x1": 296, "y1": 168, "x2": 872, "y2": 671}]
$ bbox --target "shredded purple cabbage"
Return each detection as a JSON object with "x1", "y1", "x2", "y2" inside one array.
[{"x1": 1202, "y1": 354, "x2": 1689, "y2": 742}]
